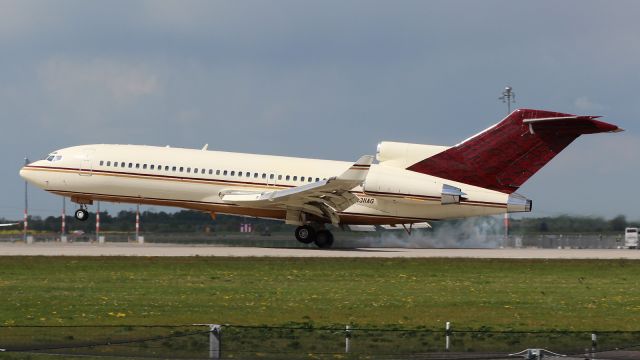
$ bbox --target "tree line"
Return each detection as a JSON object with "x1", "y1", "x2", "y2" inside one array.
[
  {"x1": 1, "y1": 211, "x2": 637, "y2": 234},
  {"x1": 509, "y1": 214, "x2": 636, "y2": 234}
]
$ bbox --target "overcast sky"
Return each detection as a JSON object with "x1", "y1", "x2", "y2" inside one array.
[{"x1": 1, "y1": 0, "x2": 638, "y2": 220}]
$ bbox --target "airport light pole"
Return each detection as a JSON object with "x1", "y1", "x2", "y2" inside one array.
[
  {"x1": 499, "y1": 86, "x2": 516, "y2": 114},
  {"x1": 135, "y1": 204, "x2": 140, "y2": 242},
  {"x1": 23, "y1": 157, "x2": 29, "y2": 242},
  {"x1": 61, "y1": 197, "x2": 66, "y2": 236},
  {"x1": 96, "y1": 201, "x2": 100, "y2": 242},
  {"x1": 499, "y1": 86, "x2": 515, "y2": 247}
]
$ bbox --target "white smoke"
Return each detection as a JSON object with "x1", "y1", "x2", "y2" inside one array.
[{"x1": 346, "y1": 216, "x2": 504, "y2": 248}]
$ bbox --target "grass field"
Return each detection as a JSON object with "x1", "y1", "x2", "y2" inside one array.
[{"x1": 1, "y1": 257, "x2": 640, "y2": 331}]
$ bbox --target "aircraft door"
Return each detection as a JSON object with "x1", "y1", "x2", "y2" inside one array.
[{"x1": 78, "y1": 149, "x2": 95, "y2": 176}]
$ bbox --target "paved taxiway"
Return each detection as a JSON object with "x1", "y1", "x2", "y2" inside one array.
[{"x1": 1, "y1": 242, "x2": 640, "y2": 258}]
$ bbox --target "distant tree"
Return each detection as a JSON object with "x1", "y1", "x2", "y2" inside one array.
[
  {"x1": 538, "y1": 221, "x2": 549, "y2": 232},
  {"x1": 609, "y1": 215, "x2": 627, "y2": 231}
]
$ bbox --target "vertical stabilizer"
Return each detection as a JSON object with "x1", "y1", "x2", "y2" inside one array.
[{"x1": 407, "y1": 109, "x2": 621, "y2": 193}]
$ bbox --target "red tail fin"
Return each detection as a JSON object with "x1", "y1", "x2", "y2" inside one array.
[{"x1": 407, "y1": 109, "x2": 621, "y2": 193}]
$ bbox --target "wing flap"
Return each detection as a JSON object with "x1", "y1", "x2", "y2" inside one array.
[{"x1": 220, "y1": 155, "x2": 374, "y2": 224}]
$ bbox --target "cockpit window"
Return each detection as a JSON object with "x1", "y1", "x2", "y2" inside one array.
[{"x1": 45, "y1": 152, "x2": 63, "y2": 162}]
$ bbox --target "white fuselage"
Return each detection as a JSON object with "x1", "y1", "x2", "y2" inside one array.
[{"x1": 20, "y1": 144, "x2": 522, "y2": 225}]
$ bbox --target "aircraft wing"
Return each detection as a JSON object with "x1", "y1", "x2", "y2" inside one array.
[
  {"x1": 220, "y1": 155, "x2": 374, "y2": 224},
  {"x1": 0, "y1": 223, "x2": 18, "y2": 227}
]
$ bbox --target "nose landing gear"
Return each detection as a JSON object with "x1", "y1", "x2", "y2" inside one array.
[{"x1": 74, "y1": 206, "x2": 89, "y2": 221}]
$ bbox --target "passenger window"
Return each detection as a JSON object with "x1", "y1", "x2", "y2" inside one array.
[
  {"x1": 301, "y1": 177, "x2": 305, "y2": 182},
  {"x1": 128, "y1": 163, "x2": 133, "y2": 168},
  {"x1": 179, "y1": 167, "x2": 184, "y2": 172},
  {"x1": 121, "y1": 162, "x2": 125, "y2": 167},
  {"x1": 223, "y1": 170, "x2": 228, "y2": 176},
  {"x1": 293, "y1": 176, "x2": 297, "y2": 181},
  {"x1": 230, "y1": 171, "x2": 235, "y2": 176},
  {"x1": 143, "y1": 164, "x2": 147, "y2": 169},
  {"x1": 136, "y1": 163, "x2": 140, "y2": 169},
  {"x1": 238, "y1": 171, "x2": 243, "y2": 177},
  {"x1": 99, "y1": 161, "x2": 104, "y2": 166},
  {"x1": 201, "y1": 169, "x2": 206, "y2": 174},
  {"x1": 165, "y1": 166, "x2": 170, "y2": 171},
  {"x1": 194, "y1": 168, "x2": 198, "y2": 173},
  {"x1": 172, "y1": 166, "x2": 176, "y2": 172},
  {"x1": 246, "y1": 172, "x2": 251, "y2": 178},
  {"x1": 278, "y1": 175, "x2": 282, "y2": 180},
  {"x1": 150, "y1": 165, "x2": 154, "y2": 170},
  {"x1": 308, "y1": 177, "x2": 313, "y2": 182},
  {"x1": 216, "y1": 170, "x2": 221, "y2": 175},
  {"x1": 209, "y1": 169, "x2": 213, "y2": 175},
  {"x1": 254, "y1": 173, "x2": 258, "y2": 178},
  {"x1": 269, "y1": 174, "x2": 274, "y2": 179},
  {"x1": 286, "y1": 175, "x2": 290, "y2": 181},
  {"x1": 262, "y1": 173, "x2": 266, "y2": 179},
  {"x1": 187, "y1": 168, "x2": 191, "y2": 173}
]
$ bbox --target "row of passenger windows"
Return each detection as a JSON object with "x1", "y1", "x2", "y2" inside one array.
[{"x1": 98, "y1": 160, "x2": 323, "y2": 183}]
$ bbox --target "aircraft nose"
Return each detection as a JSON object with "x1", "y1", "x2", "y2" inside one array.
[
  {"x1": 19, "y1": 167, "x2": 29, "y2": 181},
  {"x1": 19, "y1": 164, "x2": 46, "y2": 188}
]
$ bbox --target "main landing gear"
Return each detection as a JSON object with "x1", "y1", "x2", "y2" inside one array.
[
  {"x1": 74, "y1": 205, "x2": 89, "y2": 221},
  {"x1": 295, "y1": 225, "x2": 334, "y2": 248}
]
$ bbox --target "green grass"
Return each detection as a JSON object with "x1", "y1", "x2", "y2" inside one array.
[{"x1": 1, "y1": 257, "x2": 640, "y2": 331}]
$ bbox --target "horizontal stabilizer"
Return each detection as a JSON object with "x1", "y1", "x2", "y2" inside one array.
[{"x1": 407, "y1": 109, "x2": 622, "y2": 193}]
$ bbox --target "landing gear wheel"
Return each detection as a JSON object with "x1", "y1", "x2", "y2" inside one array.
[
  {"x1": 74, "y1": 209, "x2": 89, "y2": 221},
  {"x1": 295, "y1": 225, "x2": 316, "y2": 244},
  {"x1": 315, "y1": 230, "x2": 334, "y2": 249}
]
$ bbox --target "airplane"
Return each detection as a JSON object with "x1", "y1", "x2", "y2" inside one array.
[{"x1": 19, "y1": 109, "x2": 621, "y2": 248}]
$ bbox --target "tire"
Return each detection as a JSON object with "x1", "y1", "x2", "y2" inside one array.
[
  {"x1": 315, "y1": 230, "x2": 334, "y2": 249},
  {"x1": 75, "y1": 209, "x2": 89, "y2": 221},
  {"x1": 295, "y1": 225, "x2": 316, "y2": 244}
]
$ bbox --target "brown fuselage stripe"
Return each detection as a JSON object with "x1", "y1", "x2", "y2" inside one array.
[{"x1": 24, "y1": 165, "x2": 507, "y2": 208}]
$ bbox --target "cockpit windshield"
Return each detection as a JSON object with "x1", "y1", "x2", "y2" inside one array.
[{"x1": 45, "y1": 152, "x2": 63, "y2": 162}]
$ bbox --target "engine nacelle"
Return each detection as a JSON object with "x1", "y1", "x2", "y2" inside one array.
[{"x1": 376, "y1": 141, "x2": 449, "y2": 169}]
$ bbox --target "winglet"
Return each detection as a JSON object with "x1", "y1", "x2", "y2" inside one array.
[{"x1": 337, "y1": 155, "x2": 374, "y2": 182}]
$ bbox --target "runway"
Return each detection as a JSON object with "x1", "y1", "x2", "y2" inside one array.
[{"x1": 2, "y1": 242, "x2": 640, "y2": 258}]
